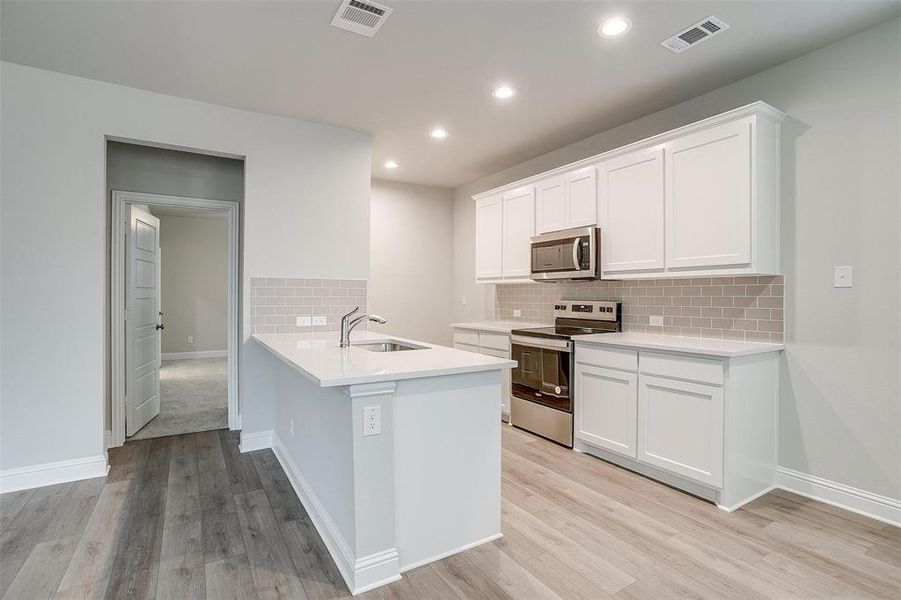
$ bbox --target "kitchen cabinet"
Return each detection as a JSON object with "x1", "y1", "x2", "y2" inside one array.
[
  {"x1": 536, "y1": 168, "x2": 598, "y2": 234},
  {"x1": 637, "y1": 374, "x2": 723, "y2": 488},
  {"x1": 475, "y1": 102, "x2": 784, "y2": 280},
  {"x1": 475, "y1": 187, "x2": 535, "y2": 283},
  {"x1": 453, "y1": 327, "x2": 513, "y2": 421},
  {"x1": 502, "y1": 187, "x2": 536, "y2": 278},
  {"x1": 575, "y1": 363, "x2": 637, "y2": 458},
  {"x1": 665, "y1": 119, "x2": 751, "y2": 270},
  {"x1": 475, "y1": 195, "x2": 503, "y2": 280},
  {"x1": 598, "y1": 148, "x2": 665, "y2": 274},
  {"x1": 574, "y1": 339, "x2": 779, "y2": 510}
]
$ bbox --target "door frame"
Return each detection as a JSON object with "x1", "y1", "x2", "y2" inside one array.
[{"x1": 111, "y1": 190, "x2": 240, "y2": 447}]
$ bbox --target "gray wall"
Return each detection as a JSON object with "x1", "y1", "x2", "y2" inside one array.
[
  {"x1": 1, "y1": 62, "x2": 370, "y2": 472},
  {"x1": 452, "y1": 19, "x2": 900, "y2": 500},
  {"x1": 158, "y1": 214, "x2": 229, "y2": 355},
  {"x1": 370, "y1": 179, "x2": 454, "y2": 346}
]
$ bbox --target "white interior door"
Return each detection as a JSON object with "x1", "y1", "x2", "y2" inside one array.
[{"x1": 126, "y1": 205, "x2": 162, "y2": 437}]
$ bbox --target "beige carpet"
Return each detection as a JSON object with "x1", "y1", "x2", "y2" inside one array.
[{"x1": 128, "y1": 357, "x2": 228, "y2": 440}]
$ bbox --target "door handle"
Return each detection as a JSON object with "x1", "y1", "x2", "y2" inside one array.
[
  {"x1": 156, "y1": 324, "x2": 165, "y2": 330},
  {"x1": 572, "y1": 239, "x2": 581, "y2": 270}
]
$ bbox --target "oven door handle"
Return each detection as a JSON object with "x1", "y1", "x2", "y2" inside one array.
[{"x1": 511, "y1": 335, "x2": 572, "y2": 352}]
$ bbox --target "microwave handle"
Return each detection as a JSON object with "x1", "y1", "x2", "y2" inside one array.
[{"x1": 572, "y1": 239, "x2": 581, "y2": 270}]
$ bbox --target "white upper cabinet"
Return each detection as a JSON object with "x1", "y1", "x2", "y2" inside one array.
[
  {"x1": 475, "y1": 102, "x2": 784, "y2": 281},
  {"x1": 536, "y1": 169, "x2": 598, "y2": 234},
  {"x1": 565, "y1": 166, "x2": 597, "y2": 228},
  {"x1": 599, "y1": 148, "x2": 665, "y2": 274},
  {"x1": 502, "y1": 187, "x2": 536, "y2": 278},
  {"x1": 475, "y1": 195, "x2": 503, "y2": 280},
  {"x1": 665, "y1": 119, "x2": 751, "y2": 270},
  {"x1": 536, "y1": 176, "x2": 566, "y2": 234}
]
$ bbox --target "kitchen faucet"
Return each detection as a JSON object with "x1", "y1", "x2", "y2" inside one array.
[{"x1": 340, "y1": 306, "x2": 387, "y2": 347}]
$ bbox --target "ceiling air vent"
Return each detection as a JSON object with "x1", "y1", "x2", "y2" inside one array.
[
  {"x1": 330, "y1": 0, "x2": 394, "y2": 38},
  {"x1": 660, "y1": 15, "x2": 729, "y2": 54}
]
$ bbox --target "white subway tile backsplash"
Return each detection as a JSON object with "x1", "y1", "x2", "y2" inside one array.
[
  {"x1": 496, "y1": 275, "x2": 784, "y2": 342},
  {"x1": 251, "y1": 277, "x2": 367, "y2": 334}
]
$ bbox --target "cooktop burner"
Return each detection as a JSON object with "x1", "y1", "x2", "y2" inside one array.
[{"x1": 511, "y1": 325, "x2": 618, "y2": 340}]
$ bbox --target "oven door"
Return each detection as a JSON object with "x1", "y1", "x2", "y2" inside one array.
[
  {"x1": 510, "y1": 335, "x2": 572, "y2": 413},
  {"x1": 530, "y1": 227, "x2": 598, "y2": 280}
]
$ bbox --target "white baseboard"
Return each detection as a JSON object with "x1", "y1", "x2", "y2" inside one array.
[
  {"x1": 776, "y1": 467, "x2": 901, "y2": 527},
  {"x1": 239, "y1": 430, "x2": 273, "y2": 453},
  {"x1": 0, "y1": 454, "x2": 108, "y2": 494},
  {"x1": 161, "y1": 350, "x2": 227, "y2": 360},
  {"x1": 400, "y1": 532, "x2": 503, "y2": 573},
  {"x1": 269, "y1": 432, "x2": 399, "y2": 595}
]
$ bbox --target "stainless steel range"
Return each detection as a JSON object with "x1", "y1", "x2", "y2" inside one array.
[{"x1": 510, "y1": 300, "x2": 622, "y2": 447}]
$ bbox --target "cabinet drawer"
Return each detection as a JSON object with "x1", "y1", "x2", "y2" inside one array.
[
  {"x1": 576, "y1": 345, "x2": 637, "y2": 372},
  {"x1": 479, "y1": 332, "x2": 510, "y2": 352},
  {"x1": 453, "y1": 342, "x2": 480, "y2": 354},
  {"x1": 639, "y1": 352, "x2": 724, "y2": 386},
  {"x1": 453, "y1": 330, "x2": 479, "y2": 346}
]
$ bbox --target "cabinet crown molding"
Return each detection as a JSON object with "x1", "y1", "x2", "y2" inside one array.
[{"x1": 472, "y1": 101, "x2": 786, "y2": 201}]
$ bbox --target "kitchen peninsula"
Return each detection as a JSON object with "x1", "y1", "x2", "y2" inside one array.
[{"x1": 246, "y1": 330, "x2": 515, "y2": 595}]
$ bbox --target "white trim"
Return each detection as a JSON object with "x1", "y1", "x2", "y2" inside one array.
[
  {"x1": 0, "y1": 455, "x2": 108, "y2": 494},
  {"x1": 104, "y1": 430, "x2": 113, "y2": 450},
  {"x1": 399, "y1": 533, "x2": 503, "y2": 573},
  {"x1": 161, "y1": 350, "x2": 228, "y2": 360},
  {"x1": 717, "y1": 485, "x2": 777, "y2": 513},
  {"x1": 776, "y1": 467, "x2": 901, "y2": 527},
  {"x1": 268, "y1": 432, "x2": 359, "y2": 593},
  {"x1": 472, "y1": 101, "x2": 786, "y2": 201},
  {"x1": 111, "y1": 189, "x2": 240, "y2": 448},
  {"x1": 239, "y1": 430, "x2": 273, "y2": 453}
]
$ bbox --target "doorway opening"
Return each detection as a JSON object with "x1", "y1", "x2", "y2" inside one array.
[{"x1": 108, "y1": 142, "x2": 243, "y2": 447}]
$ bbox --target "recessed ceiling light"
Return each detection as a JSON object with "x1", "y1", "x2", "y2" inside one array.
[
  {"x1": 491, "y1": 86, "x2": 517, "y2": 100},
  {"x1": 599, "y1": 17, "x2": 631, "y2": 37},
  {"x1": 384, "y1": 160, "x2": 399, "y2": 169},
  {"x1": 429, "y1": 127, "x2": 448, "y2": 140}
]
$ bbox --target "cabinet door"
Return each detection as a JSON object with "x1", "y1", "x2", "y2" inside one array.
[
  {"x1": 536, "y1": 176, "x2": 566, "y2": 233},
  {"x1": 475, "y1": 195, "x2": 503, "y2": 280},
  {"x1": 637, "y1": 375, "x2": 723, "y2": 487},
  {"x1": 565, "y1": 166, "x2": 597, "y2": 228},
  {"x1": 575, "y1": 364, "x2": 637, "y2": 458},
  {"x1": 598, "y1": 148, "x2": 665, "y2": 274},
  {"x1": 482, "y1": 346, "x2": 512, "y2": 421},
  {"x1": 502, "y1": 187, "x2": 535, "y2": 278},
  {"x1": 665, "y1": 119, "x2": 752, "y2": 269}
]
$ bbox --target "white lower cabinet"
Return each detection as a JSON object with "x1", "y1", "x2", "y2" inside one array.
[
  {"x1": 637, "y1": 375, "x2": 723, "y2": 488},
  {"x1": 453, "y1": 328, "x2": 512, "y2": 421},
  {"x1": 575, "y1": 341, "x2": 778, "y2": 510},
  {"x1": 575, "y1": 364, "x2": 637, "y2": 458}
]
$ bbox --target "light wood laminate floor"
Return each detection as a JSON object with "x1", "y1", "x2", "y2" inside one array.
[{"x1": 1, "y1": 427, "x2": 898, "y2": 599}]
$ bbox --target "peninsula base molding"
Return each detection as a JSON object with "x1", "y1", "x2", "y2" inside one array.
[
  {"x1": 160, "y1": 349, "x2": 228, "y2": 360},
  {"x1": 0, "y1": 454, "x2": 108, "y2": 494},
  {"x1": 775, "y1": 466, "x2": 901, "y2": 527}
]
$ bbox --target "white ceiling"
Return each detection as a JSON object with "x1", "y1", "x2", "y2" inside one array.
[{"x1": 2, "y1": 1, "x2": 899, "y2": 188}]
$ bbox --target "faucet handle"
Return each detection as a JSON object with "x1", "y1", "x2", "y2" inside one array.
[{"x1": 342, "y1": 306, "x2": 360, "y2": 320}]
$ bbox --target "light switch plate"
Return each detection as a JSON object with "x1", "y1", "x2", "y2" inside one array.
[
  {"x1": 296, "y1": 316, "x2": 311, "y2": 327},
  {"x1": 312, "y1": 315, "x2": 327, "y2": 326},
  {"x1": 513, "y1": 309, "x2": 522, "y2": 317},
  {"x1": 834, "y1": 265, "x2": 852, "y2": 288},
  {"x1": 187, "y1": 335, "x2": 194, "y2": 344},
  {"x1": 649, "y1": 315, "x2": 664, "y2": 326}
]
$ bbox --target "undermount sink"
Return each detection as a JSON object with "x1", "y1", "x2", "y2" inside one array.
[{"x1": 353, "y1": 341, "x2": 424, "y2": 353}]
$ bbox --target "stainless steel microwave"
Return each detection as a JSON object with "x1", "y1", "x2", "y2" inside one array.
[{"x1": 530, "y1": 227, "x2": 600, "y2": 281}]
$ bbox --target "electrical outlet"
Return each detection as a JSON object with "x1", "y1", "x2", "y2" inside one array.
[
  {"x1": 513, "y1": 309, "x2": 522, "y2": 317},
  {"x1": 187, "y1": 335, "x2": 194, "y2": 344},
  {"x1": 296, "y1": 316, "x2": 311, "y2": 327},
  {"x1": 289, "y1": 418, "x2": 294, "y2": 438},
  {"x1": 363, "y1": 405, "x2": 381, "y2": 437},
  {"x1": 312, "y1": 315, "x2": 327, "y2": 326},
  {"x1": 461, "y1": 295, "x2": 467, "y2": 306},
  {"x1": 649, "y1": 315, "x2": 664, "y2": 326}
]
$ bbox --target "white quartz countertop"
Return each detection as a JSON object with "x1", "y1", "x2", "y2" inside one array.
[
  {"x1": 253, "y1": 331, "x2": 516, "y2": 387},
  {"x1": 451, "y1": 320, "x2": 551, "y2": 333},
  {"x1": 575, "y1": 332, "x2": 784, "y2": 358}
]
